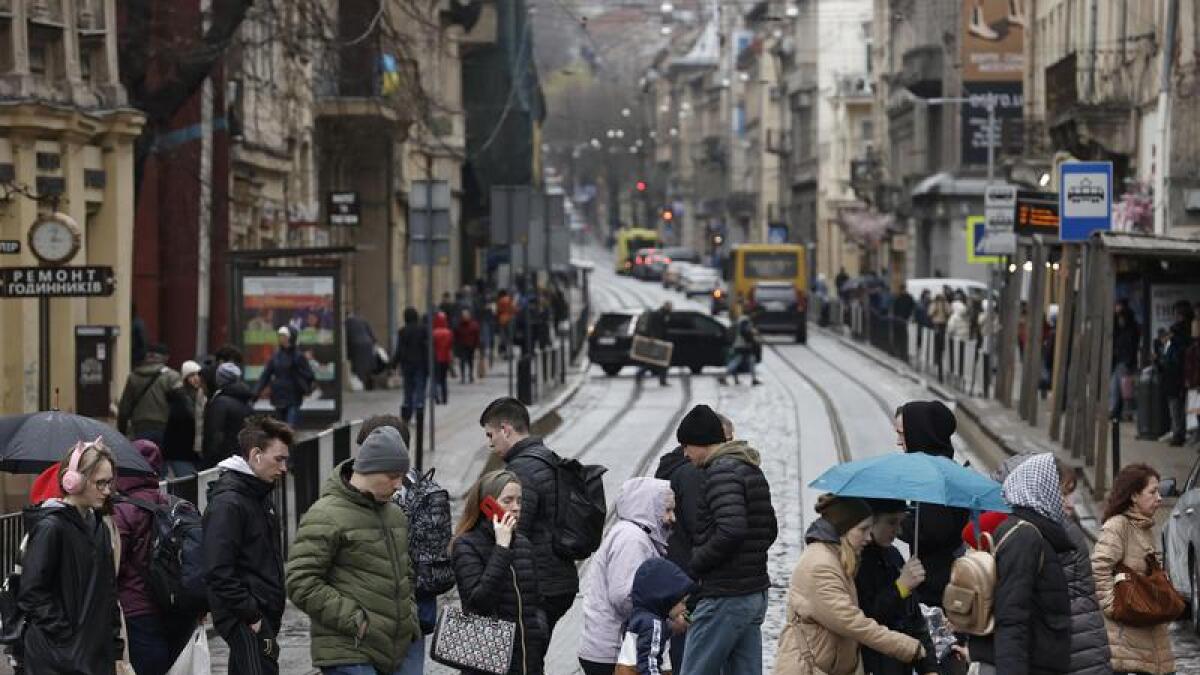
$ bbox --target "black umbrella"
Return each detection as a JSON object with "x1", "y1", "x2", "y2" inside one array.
[{"x1": 0, "y1": 412, "x2": 155, "y2": 476}]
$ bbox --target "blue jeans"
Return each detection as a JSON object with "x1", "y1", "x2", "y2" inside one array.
[
  {"x1": 679, "y1": 592, "x2": 767, "y2": 675},
  {"x1": 726, "y1": 351, "x2": 755, "y2": 377},
  {"x1": 402, "y1": 367, "x2": 427, "y2": 419},
  {"x1": 275, "y1": 406, "x2": 300, "y2": 427},
  {"x1": 323, "y1": 662, "x2": 413, "y2": 675},
  {"x1": 321, "y1": 643, "x2": 423, "y2": 675}
]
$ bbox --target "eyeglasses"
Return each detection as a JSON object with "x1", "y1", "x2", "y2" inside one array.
[{"x1": 93, "y1": 479, "x2": 113, "y2": 491}]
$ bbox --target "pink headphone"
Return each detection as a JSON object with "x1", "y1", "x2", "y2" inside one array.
[{"x1": 61, "y1": 437, "x2": 103, "y2": 495}]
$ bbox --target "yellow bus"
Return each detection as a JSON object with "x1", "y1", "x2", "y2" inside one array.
[
  {"x1": 613, "y1": 227, "x2": 662, "y2": 274},
  {"x1": 727, "y1": 243, "x2": 809, "y2": 340}
]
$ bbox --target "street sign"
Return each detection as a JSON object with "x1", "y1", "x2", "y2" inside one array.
[
  {"x1": 490, "y1": 186, "x2": 531, "y2": 246},
  {"x1": 1060, "y1": 161, "x2": 1112, "y2": 241},
  {"x1": 967, "y1": 216, "x2": 1001, "y2": 264},
  {"x1": 1014, "y1": 190, "x2": 1060, "y2": 236},
  {"x1": 527, "y1": 191, "x2": 546, "y2": 270},
  {"x1": 0, "y1": 240, "x2": 18, "y2": 254},
  {"x1": 0, "y1": 265, "x2": 115, "y2": 298},
  {"x1": 328, "y1": 191, "x2": 360, "y2": 226},
  {"x1": 409, "y1": 180, "x2": 452, "y2": 266},
  {"x1": 982, "y1": 185, "x2": 1017, "y2": 254}
]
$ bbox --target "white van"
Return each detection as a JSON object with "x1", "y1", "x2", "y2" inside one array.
[{"x1": 905, "y1": 277, "x2": 988, "y2": 300}]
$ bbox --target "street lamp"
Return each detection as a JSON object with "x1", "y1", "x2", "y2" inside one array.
[
  {"x1": 621, "y1": 108, "x2": 631, "y2": 118},
  {"x1": 786, "y1": 3, "x2": 800, "y2": 17}
]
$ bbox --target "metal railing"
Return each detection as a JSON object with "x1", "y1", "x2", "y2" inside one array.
[{"x1": 0, "y1": 419, "x2": 365, "y2": 579}]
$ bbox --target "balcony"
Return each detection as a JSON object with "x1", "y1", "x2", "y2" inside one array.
[
  {"x1": 896, "y1": 45, "x2": 943, "y2": 98},
  {"x1": 313, "y1": 47, "x2": 415, "y2": 127},
  {"x1": 1045, "y1": 52, "x2": 1136, "y2": 157}
]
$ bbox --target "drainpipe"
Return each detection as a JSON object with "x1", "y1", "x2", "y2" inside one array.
[
  {"x1": 1087, "y1": 0, "x2": 1097, "y2": 101},
  {"x1": 1153, "y1": 0, "x2": 1179, "y2": 236}
]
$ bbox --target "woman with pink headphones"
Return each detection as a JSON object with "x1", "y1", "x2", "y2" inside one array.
[{"x1": 18, "y1": 438, "x2": 123, "y2": 674}]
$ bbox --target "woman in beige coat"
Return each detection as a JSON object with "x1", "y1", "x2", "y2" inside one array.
[
  {"x1": 1091, "y1": 463, "x2": 1175, "y2": 675},
  {"x1": 774, "y1": 495, "x2": 932, "y2": 675}
]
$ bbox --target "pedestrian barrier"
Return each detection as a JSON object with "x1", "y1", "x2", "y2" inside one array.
[{"x1": 0, "y1": 419, "x2": 366, "y2": 579}]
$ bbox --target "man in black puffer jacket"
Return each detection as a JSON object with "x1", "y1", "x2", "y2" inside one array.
[
  {"x1": 202, "y1": 363, "x2": 256, "y2": 468},
  {"x1": 969, "y1": 452, "x2": 1073, "y2": 675},
  {"x1": 479, "y1": 397, "x2": 577, "y2": 640},
  {"x1": 203, "y1": 415, "x2": 292, "y2": 675},
  {"x1": 677, "y1": 405, "x2": 777, "y2": 675}
]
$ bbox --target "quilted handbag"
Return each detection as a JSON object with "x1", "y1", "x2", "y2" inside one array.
[{"x1": 429, "y1": 605, "x2": 516, "y2": 674}]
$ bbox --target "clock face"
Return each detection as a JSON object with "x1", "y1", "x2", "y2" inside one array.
[{"x1": 29, "y1": 217, "x2": 77, "y2": 263}]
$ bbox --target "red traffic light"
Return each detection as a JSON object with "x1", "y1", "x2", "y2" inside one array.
[{"x1": 636, "y1": 181, "x2": 647, "y2": 192}]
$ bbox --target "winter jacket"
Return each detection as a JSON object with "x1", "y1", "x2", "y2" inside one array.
[
  {"x1": 691, "y1": 440, "x2": 778, "y2": 598},
  {"x1": 968, "y1": 507, "x2": 1073, "y2": 675},
  {"x1": 117, "y1": 359, "x2": 184, "y2": 437},
  {"x1": 654, "y1": 446, "x2": 703, "y2": 577},
  {"x1": 19, "y1": 501, "x2": 122, "y2": 675},
  {"x1": 1160, "y1": 321, "x2": 1191, "y2": 395},
  {"x1": 202, "y1": 381, "x2": 256, "y2": 467},
  {"x1": 455, "y1": 317, "x2": 481, "y2": 349},
  {"x1": 393, "y1": 321, "x2": 429, "y2": 371},
  {"x1": 928, "y1": 300, "x2": 950, "y2": 326},
  {"x1": 1112, "y1": 311, "x2": 1140, "y2": 371},
  {"x1": 855, "y1": 543, "x2": 938, "y2": 675},
  {"x1": 286, "y1": 460, "x2": 421, "y2": 672},
  {"x1": 163, "y1": 385, "x2": 205, "y2": 463},
  {"x1": 897, "y1": 401, "x2": 968, "y2": 607},
  {"x1": 1091, "y1": 511, "x2": 1175, "y2": 674},
  {"x1": 774, "y1": 519, "x2": 922, "y2": 675},
  {"x1": 627, "y1": 558, "x2": 695, "y2": 675},
  {"x1": 202, "y1": 455, "x2": 286, "y2": 638},
  {"x1": 345, "y1": 314, "x2": 378, "y2": 380},
  {"x1": 638, "y1": 307, "x2": 669, "y2": 340},
  {"x1": 497, "y1": 295, "x2": 515, "y2": 327},
  {"x1": 1061, "y1": 516, "x2": 1113, "y2": 675},
  {"x1": 452, "y1": 519, "x2": 548, "y2": 675},
  {"x1": 113, "y1": 440, "x2": 170, "y2": 619},
  {"x1": 946, "y1": 301, "x2": 970, "y2": 341},
  {"x1": 503, "y1": 437, "x2": 579, "y2": 598},
  {"x1": 433, "y1": 313, "x2": 454, "y2": 364},
  {"x1": 256, "y1": 331, "x2": 315, "y2": 409},
  {"x1": 578, "y1": 477, "x2": 673, "y2": 664}
]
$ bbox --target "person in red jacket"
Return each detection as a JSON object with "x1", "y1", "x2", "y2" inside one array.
[
  {"x1": 454, "y1": 309, "x2": 482, "y2": 384},
  {"x1": 433, "y1": 311, "x2": 454, "y2": 404}
]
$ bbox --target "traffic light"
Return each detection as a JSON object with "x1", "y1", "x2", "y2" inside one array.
[{"x1": 635, "y1": 180, "x2": 647, "y2": 192}]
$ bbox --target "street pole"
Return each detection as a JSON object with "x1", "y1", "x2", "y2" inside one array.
[
  {"x1": 424, "y1": 158, "x2": 436, "y2": 470},
  {"x1": 38, "y1": 296, "x2": 49, "y2": 410},
  {"x1": 507, "y1": 190, "x2": 515, "y2": 398}
]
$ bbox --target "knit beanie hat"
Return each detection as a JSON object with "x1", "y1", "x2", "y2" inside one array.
[
  {"x1": 180, "y1": 360, "x2": 202, "y2": 379},
  {"x1": 676, "y1": 404, "x2": 726, "y2": 447},
  {"x1": 216, "y1": 362, "x2": 242, "y2": 388},
  {"x1": 355, "y1": 426, "x2": 411, "y2": 475},
  {"x1": 815, "y1": 493, "x2": 873, "y2": 536}
]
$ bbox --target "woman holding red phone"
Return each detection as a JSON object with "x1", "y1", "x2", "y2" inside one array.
[{"x1": 451, "y1": 470, "x2": 548, "y2": 674}]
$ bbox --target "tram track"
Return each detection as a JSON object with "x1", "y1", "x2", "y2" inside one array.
[
  {"x1": 802, "y1": 339, "x2": 896, "y2": 421},
  {"x1": 766, "y1": 344, "x2": 851, "y2": 463}
]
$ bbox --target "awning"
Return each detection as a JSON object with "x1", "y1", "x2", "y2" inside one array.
[{"x1": 1098, "y1": 231, "x2": 1200, "y2": 258}]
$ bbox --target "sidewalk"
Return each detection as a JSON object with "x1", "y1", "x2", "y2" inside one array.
[{"x1": 819, "y1": 326, "x2": 1193, "y2": 531}]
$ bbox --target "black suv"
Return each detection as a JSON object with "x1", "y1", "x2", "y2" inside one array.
[
  {"x1": 588, "y1": 309, "x2": 733, "y2": 376},
  {"x1": 748, "y1": 281, "x2": 808, "y2": 343}
]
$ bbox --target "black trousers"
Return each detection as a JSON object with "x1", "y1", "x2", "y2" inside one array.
[
  {"x1": 223, "y1": 624, "x2": 278, "y2": 675},
  {"x1": 578, "y1": 659, "x2": 613, "y2": 675},
  {"x1": 543, "y1": 592, "x2": 576, "y2": 642}
]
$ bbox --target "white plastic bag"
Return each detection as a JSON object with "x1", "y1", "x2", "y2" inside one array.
[
  {"x1": 615, "y1": 629, "x2": 672, "y2": 674},
  {"x1": 166, "y1": 625, "x2": 210, "y2": 675}
]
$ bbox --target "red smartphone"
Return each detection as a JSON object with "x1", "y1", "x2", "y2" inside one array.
[{"x1": 480, "y1": 495, "x2": 506, "y2": 521}]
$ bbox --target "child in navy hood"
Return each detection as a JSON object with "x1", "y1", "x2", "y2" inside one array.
[{"x1": 627, "y1": 557, "x2": 695, "y2": 674}]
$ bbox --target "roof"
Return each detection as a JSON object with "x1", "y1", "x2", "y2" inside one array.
[
  {"x1": 911, "y1": 172, "x2": 1011, "y2": 198},
  {"x1": 1098, "y1": 231, "x2": 1200, "y2": 257}
]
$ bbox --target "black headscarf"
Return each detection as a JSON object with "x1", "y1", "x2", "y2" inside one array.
[{"x1": 900, "y1": 400, "x2": 956, "y2": 458}]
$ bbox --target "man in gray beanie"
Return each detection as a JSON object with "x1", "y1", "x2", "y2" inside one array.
[{"x1": 286, "y1": 426, "x2": 421, "y2": 674}]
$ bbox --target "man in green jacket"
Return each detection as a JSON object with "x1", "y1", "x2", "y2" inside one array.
[{"x1": 286, "y1": 426, "x2": 421, "y2": 674}]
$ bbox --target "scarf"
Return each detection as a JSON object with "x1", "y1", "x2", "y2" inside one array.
[{"x1": 1001, "y1": 452, "x2": 1064, "y2": 523}]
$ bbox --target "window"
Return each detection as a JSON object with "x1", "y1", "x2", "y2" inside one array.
[{"x1": 861, "y1": 119, "x2": 874, "y2": 142}]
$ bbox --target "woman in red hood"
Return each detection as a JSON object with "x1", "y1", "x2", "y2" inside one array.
[
  {"x1": 433, "y1": 311, "x2": 454, "y2": 404},
  {"x1": 112, "y1": 440, "x2": 192, "y2": 675}
]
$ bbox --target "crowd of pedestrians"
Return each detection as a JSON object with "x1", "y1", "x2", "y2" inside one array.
[{"x1": 10, "y1": 361, "x2": 1189, "y2": 675}]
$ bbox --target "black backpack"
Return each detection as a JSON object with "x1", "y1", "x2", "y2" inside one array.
[
  {"x1": 120, "y1": 495, "x2": 208, "y2": 617},
  {"x1": 394, "y1": 468, "x2": 455, "y2": 596},
  {"x1": 529, "y1": 449, "x2": 608, "y2": 560}
]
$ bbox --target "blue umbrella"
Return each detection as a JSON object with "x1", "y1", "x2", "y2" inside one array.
[{"x1": 809, "y1": 453, "x2": 1010, "y2": 512}]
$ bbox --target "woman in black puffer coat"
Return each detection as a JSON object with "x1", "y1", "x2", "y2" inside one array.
[{"x1": 452, "y1": 470, "x2": 548, "y2": 675}]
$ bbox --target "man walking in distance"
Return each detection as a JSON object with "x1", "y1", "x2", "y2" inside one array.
[
  {"x1": 480, "y1": 397, "x2": 579, "y2": 637},
  {"x1": 286, "y1": 426, "x2": 421, "y2": 675},
  {"x1": 678, "y1": 404, "x2": 777, "y2": 674},
  {"x1": 117, "y1": 342, "x2": 183, "y2": 444},
  {"x1": 203, "y1": 415, "x2": 292, "y2": 675}
]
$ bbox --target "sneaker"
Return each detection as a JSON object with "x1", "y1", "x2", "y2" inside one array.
[{"x1": 969, "y1": 5, "x2": 1000, "y2": 40}]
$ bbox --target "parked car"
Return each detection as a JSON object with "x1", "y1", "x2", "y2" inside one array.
[
  {"x1": 657, "y1": 248, "x2": 701, "y2": 288},
  {"x1": 1159, "y1": 465, "x2": 1200, "y2": 631},
  {"x1": 587, "y1": 309, "x2": 732, "y2": 376},
  {"x1": 663, "y1": 260, "x2": 694, "y2": 290},
  {"x1": 904, "y1": 277, "x2": 988, "y2": 301},
  {"x1": 748, "y1": 281, "x2": 807, "y2": 343},
  {"x1": 682, "y1": 265, "x2": 722, "y2": 297}
]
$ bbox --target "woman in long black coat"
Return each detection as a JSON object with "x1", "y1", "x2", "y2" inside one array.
[{"x1": 451, "y1": 470, "x2": 548, "y2": 675}]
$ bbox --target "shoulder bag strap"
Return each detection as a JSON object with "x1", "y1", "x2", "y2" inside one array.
[{"x1": 129, "y1": 368, "x2": 166, "y2": 417}]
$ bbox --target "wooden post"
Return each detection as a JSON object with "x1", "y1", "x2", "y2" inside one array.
[
  {"x1": 1020, "y1": 240, "x2": 1048, "y2": 425},
  {"x1": 1063, "y1": 246, "x2": 1091, "y2": 457},
  {"x1": 1049, "y1": 246, "x2": 1077, "y2": 441},
  {"x1": 1091, "y1": 246, "x2": 1116, "y2": 495},
  {"x1": 997, "y1": 258, "x2": 1024, "y2": 407}
]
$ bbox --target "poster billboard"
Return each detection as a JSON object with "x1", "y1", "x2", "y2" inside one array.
[
  {"x1": 1149, "y1": 284, "x2": 1200, "y2": 340},
  {"x1": 960, "y1": 0, "x2": 1024, "y2": 166},
  {"x1": 234, "y1": 267, "x2": 342, "y2": 426}
]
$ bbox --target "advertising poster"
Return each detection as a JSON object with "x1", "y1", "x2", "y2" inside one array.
[
  {"x1": 236, "y1": 268, "x2": 342, "y2": 424},
  {"x1": 1150, "y1": 284, "x2": 1200, "y2": 340},
  {"x1": 960, "y1": 0, "x2": 1025, "y2": 165}
]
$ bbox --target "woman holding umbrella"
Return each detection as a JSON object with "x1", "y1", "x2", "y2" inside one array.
[
  {"x1": 774, "y1": 495, "x2": 935, "y2": 675},
  {"x1": 19, "y1": 439, "x2": 124, "y2": 674}
]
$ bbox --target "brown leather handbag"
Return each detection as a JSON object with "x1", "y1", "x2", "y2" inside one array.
[{"x1": 1112, "y1": 553, "x2": 1186, "y2": 627}]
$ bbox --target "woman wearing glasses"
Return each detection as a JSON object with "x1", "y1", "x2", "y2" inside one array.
[{"x1": 19, "y1": 439, "x2": 124, "y2": 675}]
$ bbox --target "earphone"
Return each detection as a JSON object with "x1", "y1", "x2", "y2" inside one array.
[{"x1": 60, "y1": 437, "x2": 103, "y2": 495}]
